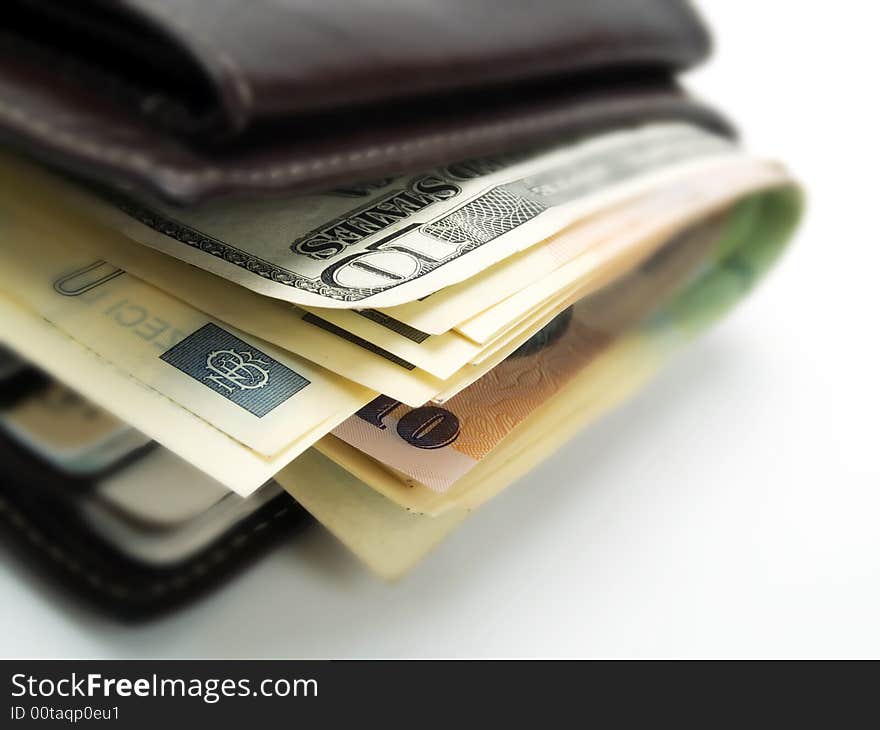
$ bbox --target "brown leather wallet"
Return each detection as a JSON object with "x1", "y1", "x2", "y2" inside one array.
[{"x1": 0, "y1": 0, "x2": 729, "y2": 203}]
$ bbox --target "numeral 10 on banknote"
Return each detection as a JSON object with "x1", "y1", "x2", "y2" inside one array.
[{"x1": 356, "y1": 395, "x2": 461, "y2": 450}]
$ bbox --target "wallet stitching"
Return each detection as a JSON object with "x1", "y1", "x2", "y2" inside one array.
[
  {"x1": 0, "y1": 494, "x2": 292, "y2": 601},
  {"x1": 0, "y1": 91, "x2": 693, "y2": 190}
]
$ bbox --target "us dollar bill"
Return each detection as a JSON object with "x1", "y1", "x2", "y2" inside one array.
[
  {"x1": 376, "y1": 156, "x2": 789, "y2": 335},
  {"x1": 61, "y1": 123, "x2": 736, "y2": 309}
]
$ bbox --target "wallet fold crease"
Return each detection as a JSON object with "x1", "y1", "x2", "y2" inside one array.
[{"x1": 0, "y1": 0, "x2": 720, "y2": 203}]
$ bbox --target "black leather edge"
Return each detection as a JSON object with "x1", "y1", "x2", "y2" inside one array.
[{"x1": 0, "y1": 433, "x2": 310, "y2": 622}]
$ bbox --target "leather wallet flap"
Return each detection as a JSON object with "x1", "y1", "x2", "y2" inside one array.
[{"x1": 0, "y1": 0, "x2": 723, "y2": 203}]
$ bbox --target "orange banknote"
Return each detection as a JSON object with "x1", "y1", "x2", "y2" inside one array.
[
  {"x1": 332, "y1": 306, "x2": 609, "y2": 491},
  {"x1": 331, "y1": 211, "x2": 726, "y2": 491}
]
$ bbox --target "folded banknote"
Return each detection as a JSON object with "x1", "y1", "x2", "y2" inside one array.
[
  {"x1": 0, "y1": 118, "x2": 803, "y2": 580},
  {"x1": 0, "y1": 0, "x2": 808, "y2": 619}
]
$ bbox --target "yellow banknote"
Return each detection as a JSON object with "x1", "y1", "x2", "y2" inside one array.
[
  {"x1": 311, "y1": 329, "x2": 662, "y2": 523},
  {"x1": 0, "y1": 166, "x2": 447, "y2": 406},
  {"x1": 277, "y1": 449, "x2": 469, "y2": 580},
  {"x1": 0, "y1": 295, "x2": 326, "y2": 495},
  {"x1": 0, "y1": 211, "x2": 375, "y2": 491}
]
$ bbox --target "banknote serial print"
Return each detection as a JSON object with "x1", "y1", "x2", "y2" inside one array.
[{"x1": 160, "y1": 323, "x2": 310, "y2": 417}]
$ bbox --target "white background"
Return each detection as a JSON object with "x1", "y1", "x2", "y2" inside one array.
[{"x1": 1, "y1": 1, "x2": 878, "y2": 658}]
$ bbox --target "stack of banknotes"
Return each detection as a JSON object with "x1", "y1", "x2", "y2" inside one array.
[{"x1": 0, "y1": 121, "x2": 802, "y2": 579}]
